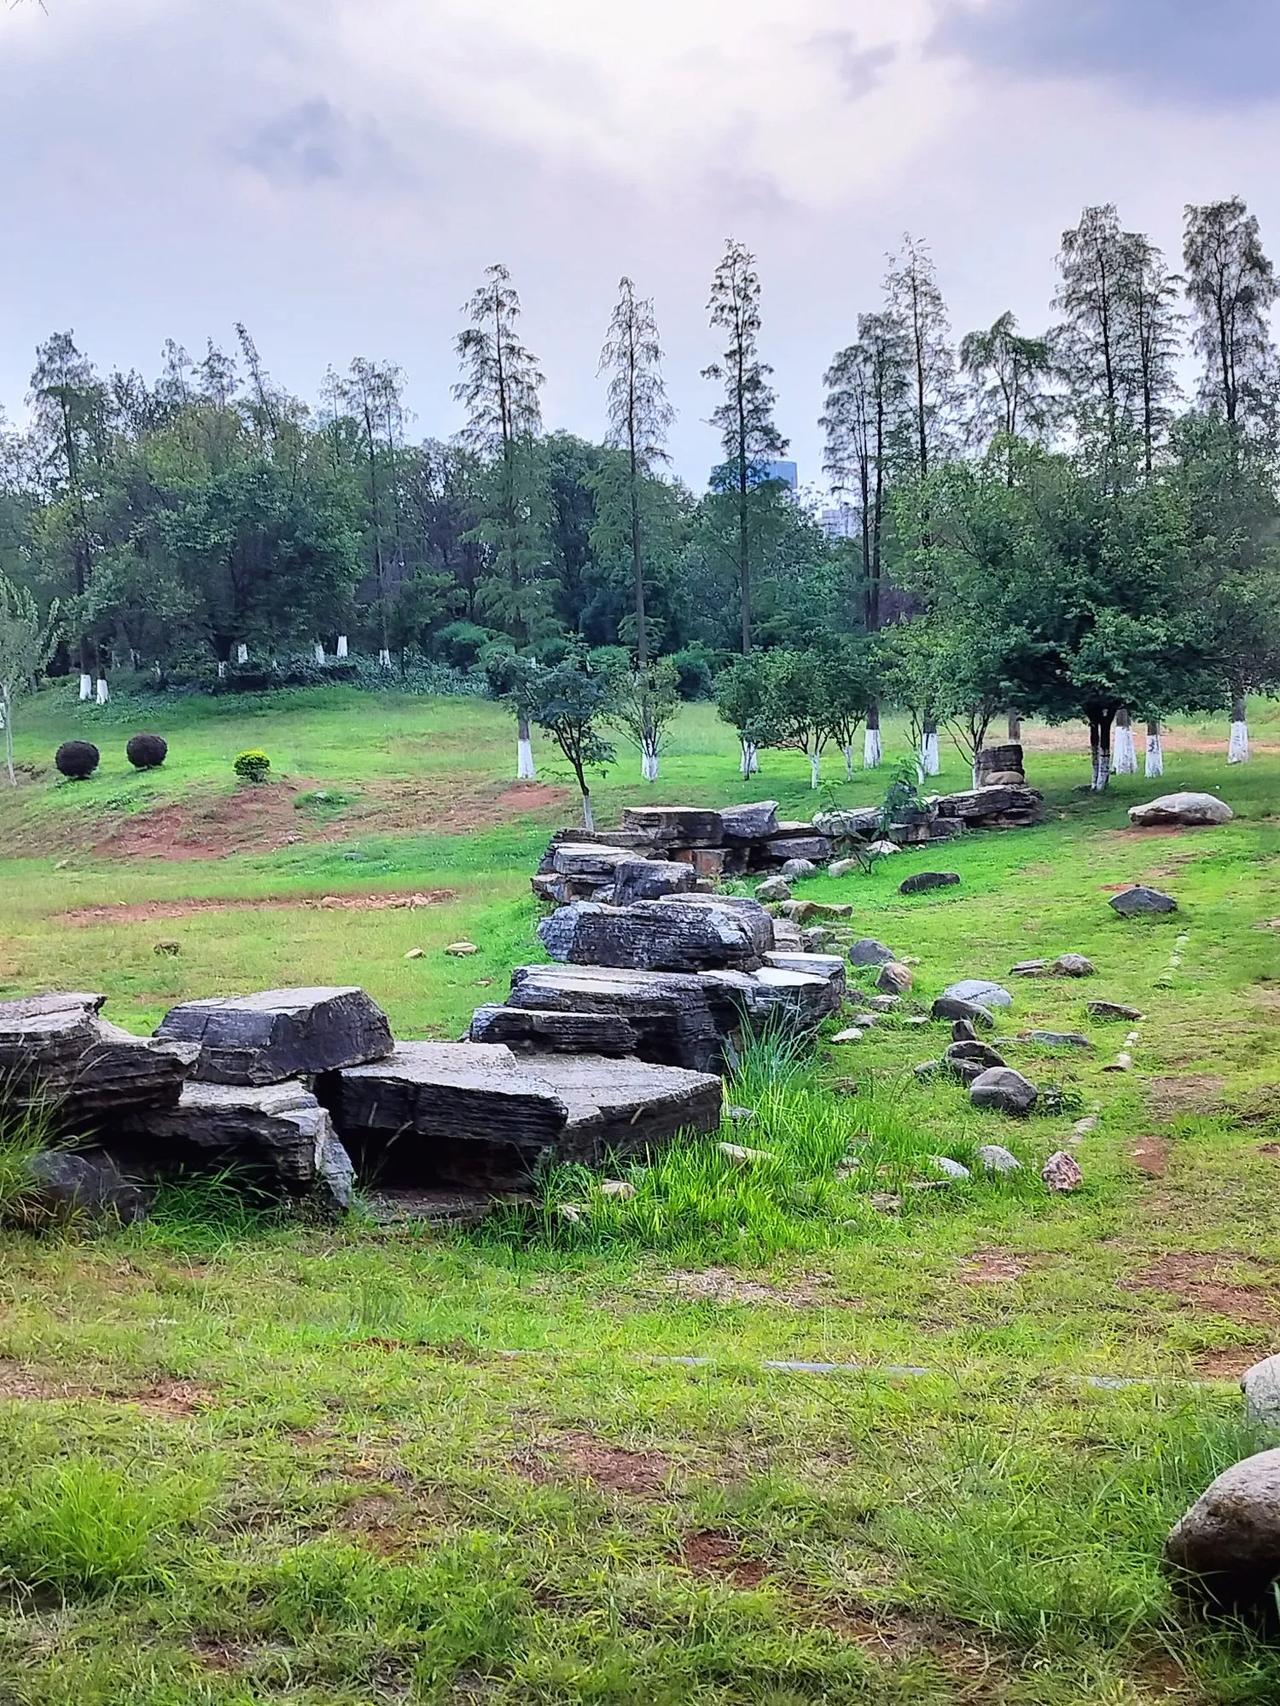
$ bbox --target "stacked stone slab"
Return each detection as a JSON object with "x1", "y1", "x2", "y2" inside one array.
[{"x1": 470, "y1": 895, "x2": 846, "y2": 1072}]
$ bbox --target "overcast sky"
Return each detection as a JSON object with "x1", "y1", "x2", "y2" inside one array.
[{"x1": 3, "y1": 0, "x2": 1279, "y2": 487}]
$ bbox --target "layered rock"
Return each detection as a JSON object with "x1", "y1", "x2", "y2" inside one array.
[
  {"x1": 1129, "y1": 792, "x2": 1233, "y2": 828},
  {"x1": 0, "y1": 992, "x2": 196, "y2": 1126},
  {"x1": 537, "y1": 897, "x2": 773, "y2": 973},
  {"x1": 155, "y1": 986, "x2": 394, "y2": 1085},
  {"x1": 934, "y1": 784, "x2": 1043, "y2": 827},
  {"x1": 611, "y1": 858, "x2": 697, "y2": 906}
]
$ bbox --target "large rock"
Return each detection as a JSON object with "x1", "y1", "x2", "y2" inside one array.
[
  {"x1": 327, "y1": 1042, "x2": 721, "y2": 1187},
  {"x1": 120, "y1": 1081, "x2": 354, "y2": 1212},
  {"x1": 763, "y1": 835, "x2": 833, "y2": 865},
  {"x1": 934, "y1": 784, "x2": 1043, "y2": 825},
  {"x1": 156, "y1": 987, "x2": 394, "y2": 1086},
  {"x1": 812, "y1": 806, "x2": 883, "y2": 841},
  {"x1": 877, "y1": 961, "x2": 913, "y2": 995},
  {"x1": 940, "y1": 978, "x2": 1012, "y2": 1009},
  {"x1": 537, "y1": 898, "x2": 771, "y2": 973},
  {"x1": 945, "y1": 1040, "x2": 1006, "y2": 1070},
  {"x1": 494, "y1": 963, "x2": 728, "y2": 1071},
  {"x1": 469, "y1": 1004, "x2": 640, "y2": 1056},
  {"x1": 899, "y1": 871, "x2": 960, "y2": 895},
  {"x1": 1165, "y1": 1448, "x2": 1280, "y2": 1617},
  {"x1": 1110, "y1": 885, "x2": 1178, "y2": 917},
  {"x1": 849, "y1": 938, "x2": 896, "y2": 967},
  {"x1": 1243, "y1": 1355, "x2": 1280, "y2": 1427},
  {"x1": 611, "y1": 858, "x2": 697, "y2": 907},
  {"x1": 719, "y1": 801, "x2": 780, "y2": 842},
  {"x1": 932, "y1": 995, "x2": 995, "y2": 1030},
  {"x1": 551, "y1": 843, "x2": 638, "y2": 879},
  {"x1": 6, "y1": 1149, "x2": 147, "y2": 1228},
  {"x1": 1129, "y1": 792, "x2": 1233, "y2": 828},
  {"x1": 621, "y1": 805, "x2": 724, "y2": 846},
  {"x1": 970, "y1": 1067, "x2": 1038, "y2": 1115},
  {"x1": 0, "y1": 993, "x2": 197, "y2": 1126}
]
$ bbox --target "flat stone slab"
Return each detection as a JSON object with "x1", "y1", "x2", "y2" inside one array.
[
  {"x1": 813, "y1": 806, "x2": 882, "y2": 840},
  {"x1": 538, "y1": 898, "x2": 772, "y2": 973},
  {"x1": 156, "y1": 986, "x2": 394, "y2": 1086},
  {"x1": 621, "y1": 805, "x2": 725, "y2": 846},
  {"x1": 469, "y1": 1005, "x2": 640, "y2": 1055},
  {"x1": 121, "y1": 1080, "x2": 353, "y2": 1211},
  {"x1": 0, "y1": 992, "x2": 197, "y2": 1126},
  {"x1": 1022, "y1": 1030, "x2": 1090, "y2": 1048},
  {"x1": 934, "y1": 784, "x2": 1044, "y2": 823},
  {"x1": 327, "y1": 1041, "x2": 721, "y2": 1187},
  {"x1": 1087, "y1": 1000, "x2": 1145, "y2": 1020},
  {"x1": 499, "y1": 963, "x2": 731, "y2": 1072},
  {"x1": 551, "y1": 842, "x2": 639, "y2": 878},
  {"x1": 1110, "y1": 885, "x2": 1178, "y2": 917},
  {"x1": 719, "y1": 801, "x2": 780, "y2": 842},
  {"x1": 940, "y1": 979, "x2": 1012, "y2": 1009},
  {"x1": 611, "y1": 858, "x2": 697, "y2": 906},
  {"x1": 1129, "y1": 792, "x2": 1233, "y2": 828}
]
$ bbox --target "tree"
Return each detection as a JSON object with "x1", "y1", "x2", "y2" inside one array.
[
  {"x1": 607, "y1": 657, "x2": 679, "y2": 783},
  {"x1": 597, "y1": 278, "x2": 674, "y2": 673},
  {"x1": 703, "y1": 238, "x2": 787, "y2": 654},
  {"x1": 1054, "y1": 204, "x2": 1134, "y2": 459},
  {"x1": 713, "y1": 653, "x2": 776, "y2": 777},
  {"x1": 763, "y1": 649, "x2": 834, "y2": 789},
  {"x1": 884, "y1": 233, "x2": 954, "y2": 479},
  {"x1": 455, "y1": 263, "x2": 548, "y2": 776},
  {"x1": 334, "y1": 357, "x2": 406, "y2": 666},
  {"x1": 1124, "y1": 236, "x2": 1183, "y2": 475},
  {"x1": 522, "y1": 645, "x2": 618, "y2": 830},
  {"x1": 959, "y1": 311, "x2": 1056, "y2": 481},
  {"x1": 0, "y1": 572, "x2": 59, "y2": 786},
  {"x1": 1183, "y1": 198, "x2": 1279, "y2": 441}
]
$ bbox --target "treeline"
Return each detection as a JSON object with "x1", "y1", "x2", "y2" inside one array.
[{"x1": 2, "y1": 197, "x2": 1280, "y2": 790}]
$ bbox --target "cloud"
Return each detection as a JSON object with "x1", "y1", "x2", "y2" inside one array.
[
  {"x1": 808, "y1": 29, "x2": 898, "y2": 100},
  {"x1": 233, "y1": 97, "x2": 402, "y2": 186},
  {"x1": 930, "y1": 0, "x2": 1280, "y2": 108}
]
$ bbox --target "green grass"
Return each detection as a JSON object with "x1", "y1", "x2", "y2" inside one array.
[{"x1": 0, "y1": 680, "x2": 1279, "y2": 1701}]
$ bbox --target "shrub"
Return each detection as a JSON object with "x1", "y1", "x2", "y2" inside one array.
[
  {"x1": 433, "y1": 620, "x2": 501, "y2": 670},
  {"x1": 125, "y1": 732, "x2": 167, "y2": 769},
  {"x1": 233, "y1": 748, "x2": 271, "y2": 783},
  {"x1": 54, "y1": 740, "x2": 99, "y2": 780},
  {"x1": 671, "y1": 645, "x2": 713, "y2": 700}
]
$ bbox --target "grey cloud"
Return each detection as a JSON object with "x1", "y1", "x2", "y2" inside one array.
[
  {"x1": 234, "y1": 97, "x2": 396, "y2": 185},
  {"x1": 808, "y1": 30, "x2": 897, "y2": 99},
  {"x1": 930, "y1": 0, "x2": 1280, "y2": 107}
]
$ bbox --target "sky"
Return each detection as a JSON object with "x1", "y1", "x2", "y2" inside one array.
[{"x1": 3, "y1": 0, "x2": 1280, "y2": 488}]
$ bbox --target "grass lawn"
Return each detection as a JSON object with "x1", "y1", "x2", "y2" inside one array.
[{"x1": 0, "y1": 680, "x2": 1279, "y2": 1703}]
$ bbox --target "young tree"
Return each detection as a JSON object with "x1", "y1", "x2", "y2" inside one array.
[
  {"x1": 596, "y1": 277, "x2": 674, "y2": 679},
  {"x1": 0, "y1": 573, "x2": 59, "y2": 786},
  {"x1": 607, "y1": 657, "x2": 679, "y2": 783},
  {"x1": 455, "y1": 263, "x2": 548, "y2": 776},
  {"x1": 763, "y1": 649, "x2": 833, "y2": 789},
  {"x1": 1183, "y1": 198, "x2": 1279, "y2": 440},
  {"x1": 959, "y1": 311, "x2": 1056, "y2": 480},
  {"x1": 522, "y1": 646, "x2": 618, "y2": 830},
  {"x1": 336, "y1": 357, "x2": 404, "y2": 667},
  {"x1": 713, "y1": 652, "x2": 775, "y2": 777},
  {"x1": 703, "y1": 238, "x2": 787, "y2": 654},
  {"x1": 884, "y1": 233, "x2": 954, "y2": 478}
]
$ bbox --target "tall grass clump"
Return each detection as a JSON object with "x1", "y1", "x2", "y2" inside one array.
[{"x1": 0, "y1": 1082, "x2": 60, "y2": 1225}]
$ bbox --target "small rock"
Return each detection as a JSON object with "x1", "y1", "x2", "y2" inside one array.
[
  {"x1": 726, "y1": 1105, "x2": 756, "y2": 1127},
  {"x1": 970, "y1": 1067, "x2": 1038, "y2": 1115},
  {"x1": 877, "y1": 961, "x2": 913, "y2": 995},
  {"x1": 1103, "y1": 1051, "x2": 1133, "y2": 1073},
  {"x1": 1052, "y1": 953, "x2": 1095, "y2": 977},
  {"x1": 757, "y1": 876, "x2": 793, "y2": 903},
  {"x1": 599, "y1": 1179, "x2": 637, "y2": 1201},
  {"x1": 849, "y1": 1012, "x2": 880, "y2": 1027},
  {"x1": 404, "y1": 947, "x2": 425, "y2": 960},
  {"x1": 1071, "y1": 1114, "x2": 1099, "y2": 1139},
  {"x1": 1242, "y1": 1355, "x2": 1280, "y2": 1427},
  {"x1": 870, "y1": 1191, "x2": 902, "y2": 1214},
  {"x1": 1041, "y1": 1150, "x2": 1083, "y2": 1191},
  {"x1": 831, "y1": 1027, "x2": 864, "y2": 1044},
  {"x1": 951, "y1": 1018, "x2": 979, "y2": 1043},
  {"x1": 8, "y1": 1150, "x2": 147, "y2": 1229},
  {"x1": 899, "y1": 871, "x2": 961, "y2": 895},
  {"x1": 1165, "y1": 1447, "x2": 1280, "y2": 1616},
  {"x1": 1022, "y1": 1030, "x2": 1090, "y2": 1048},
  {"x1": 828, "y1": 857, "x2": 863, "y2": 878},
  {"x1": 902, "y1": 1015, "x2": 930, "y2": 1027},
  {"x1": 929, "y1": 1155, "x2": 971, "y2": 1180},
  {"x1": 913, "y1": 1060, "x2": 941, "y2": 1080},
  {"x1": 780, "y1": 858, "x2": 818, "y2": 880},
  {"x1": 869, "y1": 994, "x2": 901, "y2": 1012},
  {"x1": 849, "y1": 938, "x2": 896, "y2": 967},
  {"x1": 1110, "y1": 885, "x2": 1178, "y2": 917},
  {"x1": 1130, "y1": 791, "x2": 1233, "y2": 828},
  {"x1": 718, "y1": 1141, "x2": 775, "y2": 1165},
  {"x1": 976, "y1": 1144, "x2": 1020, "y2": 1174},
  {"x1": 945, "y1": 1040, "x2": 1006, "y2": 1069},
  {"x1": 946, "y1": 1056, "x2": 986, "y2": 1085},
  {"x1": 1010, "y1": 959, "x2": 1048, "y2": 976},
  {"x1": 445, "y1": 941, "x2": 480, "y2": 956},
  {"x1": 866, "y1": 839, "x2": 902, "y2": 855},
  {"x1": 940, "y1": 978, "x2": 1012, "y2": 1009},
  {"x1": 800, "y1": 927, "x2": 832, "y2": 950},
  {"x1": 932, "y1": 996, "x2": 995, "y2": 1030},
  {"x1": 153, "y1": 940, "x2": 180, "y2": 957},
  {"x1": 1087, "y1": 1000, "x2": 1145, "y2": 1020},
  {"x1": 557, "y1": 1202, "x2": 585, "y2": 1223},
  {"x1": 778, "y1": 900, "x2": 853, "y2": 923}
]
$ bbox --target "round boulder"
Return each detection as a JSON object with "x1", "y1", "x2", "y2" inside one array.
[
  {"x1": 969, "y1": 1066, "x2": 1038, "y2": 1115},
  {"x1": 1165, "y1": 1447, "x2": 1280, "y2": 1618},
  {"x1": 976, "y1": 1144, "x2": 1020, "y2": 1174},
  {"x1": 849, "y1": 938, "x2": 896, "y2": 967},
  {"x1": 941, "y1": 978, "x2": 1013, "y2": 1009},
  {"x1": 7, "y1": 1150, "x2": 146, "y2": 1229},
  {"x1": 780, "y1": 858, "x2": 818, "y2": 880},
  {"x1": 1110, "y1": 885, "x2": 1178, "y2": 917},
  {"x1": 756, "y1": 876, "x2": 792, "y2": 903},
  {"x1": 899, "y1": 871, "x2": 961, "y2": 896},
  {"x1": 876, "y1": 960, "x2": 914, "y2": 995},
  {"x1": 932, "y1": 996, "x2": 995, "y2": 1030},
  {"x1": 1129, "y1": 792, "x2": 1233, "y2": 828},
  {"x1": 1242, "y1": 1355, "x2": 1280, "y2": 1428}
]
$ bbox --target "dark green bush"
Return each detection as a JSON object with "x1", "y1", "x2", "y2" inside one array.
[
  {"x1": 55, "y1": 740, "x2": 100, "y2": 780},
  {"x1": 125, "y1": 732, "x2": 167, "y2": 769},
  {"x1": 671, "y1": 645, "x2": 714, "y2": 700}
]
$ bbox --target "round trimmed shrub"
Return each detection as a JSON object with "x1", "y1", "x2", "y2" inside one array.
[
  {"x1": 126, "y1": 732, "x2": 168, "y2": 770},
  {"x1": 233, "y1": 748, "x2": 271, "y2": 784},
  {"x1": 55, "y1": 740, "x2": 100, "y2": 781}
]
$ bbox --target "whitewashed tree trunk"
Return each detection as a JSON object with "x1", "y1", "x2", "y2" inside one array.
[
  {"x1": 517, "y1": 713, "x2": 536, "y2": 781},
  {"x1": 2, "y1": 687, "x2": 13, "y2": 787},
  {"x1": 235, "y1": 642, "x2": 248, "y2": 664},
  {"x1": 1145, "y1": 719, "x2": 1164, "y2": 777},
  {"x1": 217, "y1": 660, "x2": 227, "y2": 680},
  {"x1": 739, "y1": 738, "x2": 758, "y2": 778},
  {"x1": 336, "y1": 635, "x2": 349, "y2": 659},
  {"x1": 809, "y1": 752, "x2": 821, "y2": 789},
  {"x1": 1228, "y1": 694, "x2": 1249, "y2": 763},
  {"x1": 78, "y1": 672, "x2": 93, "y2": 702},
  {"x1": 581, "y1": 789, "x2": 595, "y2": 831},
  {"x1": 971, "y1": 761, "x2": 980, "y2": 789},
  {"x1": 377, "y1": 648, "x2": 392, "y2": 670},
  {"x1": 863, "y1": 726, "x2": 881, "y2": 768},
  {"x1": 95, "y1": 677, "x2": 109, "y2": 705},
  {"x1": 920, "y1": 730, "x2": 940, "y2": 776},
  {"x1": 842, "y1": 741, "x2": 854, "y2": 781},
  {"x1": 313, "y1": 642, "x2": 325, "y2": 665},
  {"x1": 1113, "y1": 708, "x2": 1137, "y2": 774},
  {"x1": 640, "y1": 743, "x2": 659, "y2": 782}
]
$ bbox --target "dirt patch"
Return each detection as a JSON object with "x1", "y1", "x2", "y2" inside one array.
[
  {"x1": 1145, "y1": 1074, "x2": 1226, "y2": 1121},
  {"x1": 679, "y1": 1531, "x2": 769, "y2": 1587},
  {"x1": 1121, "y1": 1254, "x2": 1280, "y2": 1327},
  {"x1": 517, "y1": 1431, "x2": 675, "y2": 1496},
  {"x1": 0, "y1": 1365, "x2": 214, "y2": 1414},
  {"x1": 953, "y1": 1249, "x2": 1034, "y2": 1284},
  {"x1": 58, "y1": 888, "x2": 457, "y2": 926},
  {"x1": 662, "y1": 1267, "x2": 854, "y2": 1307},
  {"x1": 189, "y1": 1638, "x2": 255, "y2": 1674},
  {"x1": 1194, "y1": 1346, "x2": 1270, "y2": 1379},
  {"x1": 1129, "y1": 1135, "x2": 1171, "y2": 1177}
]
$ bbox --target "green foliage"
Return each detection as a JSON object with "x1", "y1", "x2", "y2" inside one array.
[{"x1": 232, "y1": 747, "x2": 270, "y2": 783}]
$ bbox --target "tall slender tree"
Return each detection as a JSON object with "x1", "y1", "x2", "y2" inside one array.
[
  {"x1": 1124, "y1": 235, "x2": 1183, "y2": 475},
  {"x1": 884, "y1": 233, "x2": 953, "y2": 479},
  {"x1": 959, "y1": 311, "x2": 1055, "y2": 481},
  {"x1": 1054, "y1": 204, "x2": 1135, "y2": 461},
  {"x1": 1183, "y1": 198, "x2": 1279, "y2": 440},
  {"x1": 703, "y1": 238, "x2": 786, "y2": 655},
  {"x1": 454, "y1": 263, "x2": 547, "y2": 777}
]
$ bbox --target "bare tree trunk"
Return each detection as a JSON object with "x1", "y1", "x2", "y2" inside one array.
[
  {"x1": 863, "y1": 700, "x2": 882, "y2": 768},
  {"x1": 1228, "y1": 691, "x2": 1249, "y2": 763},
  {"x1": 516, "y1": 712, "x2": 536, "y2": 781},
  {"x1": 1006, "y1": 710, "x2": 1021, "y2": 740},
  {"x1": 1088, "y1": 709, "x2": 1115, "y2": 792}
]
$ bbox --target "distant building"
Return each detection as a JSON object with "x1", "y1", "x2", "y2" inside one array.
[
  {"x1": 708, "y1": 457, "x2": 799, "y2": 492},
  {"x1": 757, "y1": 458, "x2": 798, "y2": 490},
  {"x1": 819, "y1": 503, "x2": 858, "y2": 540}
]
